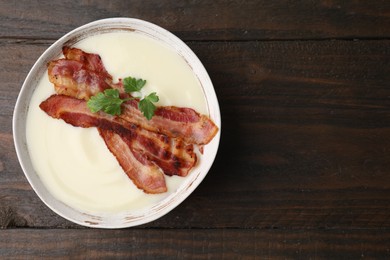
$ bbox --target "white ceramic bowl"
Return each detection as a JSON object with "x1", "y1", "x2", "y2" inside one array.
[{"x1": 13, "y1": 18, "x2": 221, "y2": 228}]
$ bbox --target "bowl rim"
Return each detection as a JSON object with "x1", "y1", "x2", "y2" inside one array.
[{"x1": 12, "y1": 17, "x2": 221, "y2": 228}]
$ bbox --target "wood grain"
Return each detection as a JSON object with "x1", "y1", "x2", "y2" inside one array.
[
  {"x1": 2, "y1": 1, "x2": 390, "y2": 258},
  {"x1": 1, "y1": 229, "x2": 390, "y2": 259},
  {"x1": 1, "y1": 39, "x2": 390, "y2": 229},
  {"x1": 1, "y1": 0, "x2": 390, "y2": 40}
]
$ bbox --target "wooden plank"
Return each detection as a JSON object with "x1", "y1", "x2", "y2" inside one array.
[
  {"x1": 1, "y1": 229, "x2": 390, "y2": 259},
  {"x1": 1, "y1": 1, "x2": 390, "y2": 40},
  {"x1": 1, "y1": 40, "x2": 390, "y2": 228}
]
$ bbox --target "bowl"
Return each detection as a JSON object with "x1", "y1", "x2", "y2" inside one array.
[{"x1": 13, "y1": 18, "x2": 221, "y2": 228}]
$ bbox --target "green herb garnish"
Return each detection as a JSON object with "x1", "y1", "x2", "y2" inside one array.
[
  {"x1": 87, "y1": 76, "x2": 159, "y2": 120},
  {"x1": 139, "y1": 92, "x2": 159, "y2": 120},
  {"x1": 87, "y1": 89, "x2": 127, "y2": 116},
  {"x1": 123, "y1": 76, "x2": 146, "y2": 92}
]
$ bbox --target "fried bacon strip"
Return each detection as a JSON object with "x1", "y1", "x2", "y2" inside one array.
[
  {"x1": 120, "y1": 99, "x2": 218, "y2": 145},
  {"x1": 98, "y1": 129, "x2": 166, "y2": 194},
  {"x1": 49, "y1": 47, "x2": 114, "y2": 100},
  {"x1": 39, "y1": 94, "x2": 197, "y2": 177},
  {"x1": 48, "y1": 47, "x2": 219, "y2": 145},
  {"x1": 62, "y1": 46, "x2": 112, "y2": 80},
  {"x1": 48, "y1": 59, "x2": 112, "y2": 100},
  {"x1": 43, "y1": 47, "x2": 218, "y2": 193}
]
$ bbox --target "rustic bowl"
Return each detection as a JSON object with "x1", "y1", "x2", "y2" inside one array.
[{"x1": 13, "y1": 18, "x2": 221, "y2": 228}]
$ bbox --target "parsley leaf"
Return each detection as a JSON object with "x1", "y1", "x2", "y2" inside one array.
[
  {"x1": 123, "y1": 76, "x2": 146, "y2": 92},
  {"x1": 87, "y1": 89, "x2": 125, "y2": 116},
  {"x1": 87, "y1": 76, "x2": 159, "y2": 119},
  {"x1": 139, "y1": 92, "x2": 159, "y2": 120}
]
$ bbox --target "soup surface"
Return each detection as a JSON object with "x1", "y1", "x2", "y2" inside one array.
[{"x1": 26, "y1": 32, "x2": 207, "y2": 213}]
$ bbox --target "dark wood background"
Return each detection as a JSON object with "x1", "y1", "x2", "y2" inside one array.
[{"x1": 1, "y1": 0, "x2": 390, "y2": 258}]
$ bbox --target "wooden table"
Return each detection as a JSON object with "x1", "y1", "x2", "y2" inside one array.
[{"x1": 1, "y1": 1, "x2": 390, "y2": 258}]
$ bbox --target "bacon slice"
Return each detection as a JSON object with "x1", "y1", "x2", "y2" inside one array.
[
  {"x1": 48, "y1": 59, "x2": 112, "y2": 100},
  {"x1": 48, "y1": 45, "x2": 114, "y2": 100},
  {"x1": 98, "y1": 129, "x2": 166, "y2": 194},
  {"x1": 62, "y1": 46, "x2": 112, "y2": 80},
  {"x1": 48, "y1": 47, "x2": 114, "y2": 100},
  {"x1": 39, "y1": 94, "x2": 197, "y2": 177},
  {"x1": 43, "y1": 47, "x2": 218, "y2": 193},
  {"x1": 48, "y1": 47, "x2": 219, "y2": 145},
  {"x1": 120, "y1": 99, "x2": 218, "y2": 145},
  {"x1": 126, "y1": 128, "x2": 197, "y2": 177}
]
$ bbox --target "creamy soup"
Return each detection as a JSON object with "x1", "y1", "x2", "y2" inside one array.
[{"x1": 26, "y1": 32, "x2": 207, "y2": 213}]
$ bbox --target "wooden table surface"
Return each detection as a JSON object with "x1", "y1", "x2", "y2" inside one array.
[{"x1": 1, "y1": 1, "x2": 390, "y2": 258}]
